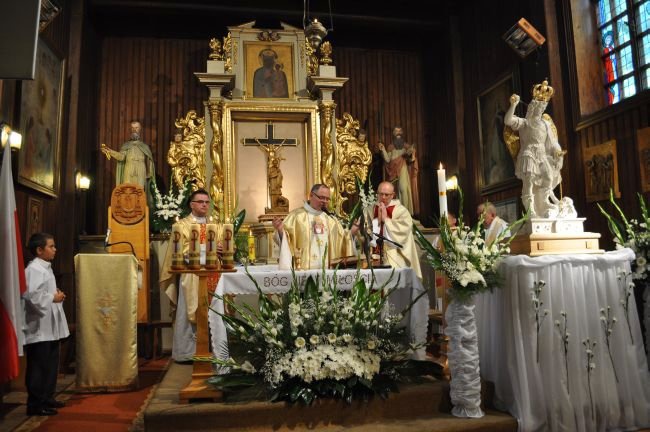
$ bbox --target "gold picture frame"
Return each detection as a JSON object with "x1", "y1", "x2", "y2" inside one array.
[
  {"x1": 583, "y1": 140, "x2": 620, "y2": 202},
  {"x1": 244, "y1": 42, "x2": 294, "y2": 99},
  {"x1": 18, "y1": 38, "x2": 65, "y2": 197},
  {"x1": 477, "y1": 68, "x2": 521, "y2": 195},
  {"x1": 26, "y1": 196, "x2": 43, "y2": 243}
]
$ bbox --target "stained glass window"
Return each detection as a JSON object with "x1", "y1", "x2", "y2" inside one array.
[{"x1": 595, "y1": 0, "x2": 650, "y2": 104}]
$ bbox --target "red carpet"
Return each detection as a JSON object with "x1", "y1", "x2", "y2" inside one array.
[{"x1": 33, "y1": 357, "x2": 168, "y2": 432}]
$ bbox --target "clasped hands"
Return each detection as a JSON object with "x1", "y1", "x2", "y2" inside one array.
[
  {"x1": 53, "y1": 289, "x2": 65, "y2": 303},
  {"x1": 376, "y1": 202, "x2": 389, "y2": 223}
]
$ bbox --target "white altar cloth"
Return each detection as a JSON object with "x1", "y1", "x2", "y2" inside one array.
[
  {"x1": 208, "y1": 265, "x2": 429, "y2": 364},
  {"x1": 476, "y1": 249, "x2": 650, "y2": 432}
]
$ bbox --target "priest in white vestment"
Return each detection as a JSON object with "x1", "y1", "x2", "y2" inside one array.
[
  {"x1": 273, "y1": 184, "x2": 358, "y2": 269},
  {"x1": 371, "y1": 181, "x2": 422, "y2": 279},
  {"x1": 477, "y1": 202, "x2": 510, "y2": 246},
  {"x1": 160, "y1": 189, "x2": 223, "y2": 362}
]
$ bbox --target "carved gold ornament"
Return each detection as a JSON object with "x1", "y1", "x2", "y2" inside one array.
[
  {"x1": 305, "y1": 38, "x2": 318, "y2": 76},
  {"x1": 319, "y1": 101, "x2": 337, "y2": 207},
  {"x1": 223, "y1": 32, "x2": 233, "y2": 73},
  {"x1": 208, "y1": 101, "x2": 225, "y2": 207},
  {"x1": 319, "y1": 41, "x2": 333, "y2": 66},
  {"x1": 335, "y1": 113, "x2": 372, "y2": 214},
  {"x1": 209, "y1": 38, "x2": 224, "y2": 61},
  {"x1": 257, "y1": 30, "x2": 280, "y2": 42},
  {"x1": 168, "y1": 110, "x2": 206, "y2": 191}
]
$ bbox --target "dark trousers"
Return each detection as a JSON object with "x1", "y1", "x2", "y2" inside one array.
[{"x1": 24, "y1": 340, "x2": 60, "y2": 410}]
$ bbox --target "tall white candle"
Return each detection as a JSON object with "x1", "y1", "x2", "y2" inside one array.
[{"x1": 437, "y1": 163, "x2": 448, "y2": 218}]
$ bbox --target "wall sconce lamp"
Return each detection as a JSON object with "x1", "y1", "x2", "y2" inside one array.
[
  {"x1": 75, "y1": 171, "x2": 91, "y2": 191},
  {"x1": 1, "y1": 123, "x2": 22, "y2": 151},
  {"x1": 445, "y1": 175, "x2": 458, "y2": 191}
]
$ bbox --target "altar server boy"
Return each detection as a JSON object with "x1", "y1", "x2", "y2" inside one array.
[{"x1": 23, "y1": 233, "x2": 69, "y2": 416}]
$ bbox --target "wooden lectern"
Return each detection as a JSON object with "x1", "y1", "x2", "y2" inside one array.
[
  {"x1": 170, "y1": 268, "x2": 235, "y2": 403},
  {"x1": 107, "y1": 183, "x2": 150, "y2": 323}
]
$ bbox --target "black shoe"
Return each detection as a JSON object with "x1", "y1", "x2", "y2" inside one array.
[
  {"x1": 46, "y1": 399, "x2": 65, "y2": 408},
  {"x1": 26, "y1": 407, "x2": 58, "y2": 416},
  {"x1": 174, "y1": 359, "x2": 193, "y2": 365}
]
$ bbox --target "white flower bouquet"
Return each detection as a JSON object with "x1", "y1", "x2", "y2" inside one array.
[
  {"x1": 414, "y1": 186, "x2": 527, "y2": 303},
  {"x1": 598, "y1": 190, "x2": 650, "y2": 282},
  {"x1": 150, "y1": 180, "x2": 192, "y2": 232},
  {"x1": 202, "y1": 265, "x2": 433, "y2": 404}
]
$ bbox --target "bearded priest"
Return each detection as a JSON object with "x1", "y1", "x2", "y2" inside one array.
[
  {"x1": 371, "y1": 181, "x2": 422, "y2": 279},
  {"x1": 272, "y1": 184, "x2": 359, "y2": 269}
]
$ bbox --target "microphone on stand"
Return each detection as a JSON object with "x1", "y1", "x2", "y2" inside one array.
[
  {"x1": 104, "y1": 228, "x2": 112, "y2": 248},
  {"x1": 104, "y1": 227, "x2": 136, "y2": 256}
]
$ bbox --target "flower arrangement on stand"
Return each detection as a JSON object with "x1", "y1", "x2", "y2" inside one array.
[
  {"x1": 201, "y1": 265, "x2": 433, "y2": 405},
  {"x1": 414, "y1": 185, "x2": 527, "y2": 418},
  {"x1": 598, "y1": 190, "x2": 649, "y2": 352},
  {"x1": 150, "y1": 180, "x2": 192, "y2": 233}
]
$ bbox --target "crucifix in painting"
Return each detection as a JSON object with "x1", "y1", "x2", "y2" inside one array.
[{"x1": 243, "y1": 122, "x2": 298, "y2": 214}]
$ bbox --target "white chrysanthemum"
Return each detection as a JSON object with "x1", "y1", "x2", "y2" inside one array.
[{"x1": 295, "y1": 337, "x2": 306, "y2": 348}]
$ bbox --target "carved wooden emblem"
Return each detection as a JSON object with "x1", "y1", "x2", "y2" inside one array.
[{"x1": 111, "y1": 183, "x2": 146, "y2": 225}]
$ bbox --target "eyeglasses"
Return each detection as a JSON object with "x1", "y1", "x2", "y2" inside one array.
[
  {"x1": 378, "y1": 192, "x2": 394, "y2": 196},
  {"x1": 191, "y1": 200, "x2": 210, "y2": 204},
  {"x1": 311, "y1": 193, "x2": 331, "y2": 201}
]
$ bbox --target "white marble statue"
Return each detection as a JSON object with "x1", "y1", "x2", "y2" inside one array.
[{"x1": 504, "y1": 80, "x2": 575, "y2": 219}]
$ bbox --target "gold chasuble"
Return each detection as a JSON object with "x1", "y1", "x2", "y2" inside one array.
[
  {"x1": 280, "y1": 203, "x2": 354, "y2": 269},
  {"x1": 377, "y1": 199, "x2": 422, "y2": 280},
  {"x1": 160, "y1": 215, "x2": 223, "y2": 322}
]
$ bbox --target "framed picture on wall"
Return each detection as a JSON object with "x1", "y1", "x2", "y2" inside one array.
[
  {"x1": 18, "y1": 38, "x2": 65, "y2": 197},
  {"x1": 26, "y1": 196, "x2": 43, "y2": 244},
  {"x1": 477, "y1": 68, "x2": 521, "y2": 195},
  {"x1": 244, "y1": 42, "x2": 294, "y2": 99},
  {"x1": 582, "y1": 139, "x2": 620, "y2": 203},
  {"x1": 637, "y1": 127, "x2": 650, "y2": 193}
]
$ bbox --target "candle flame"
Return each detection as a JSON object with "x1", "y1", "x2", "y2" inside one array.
[{"x1": 439, "y1": 162, "x2": 443, "y2": 170}]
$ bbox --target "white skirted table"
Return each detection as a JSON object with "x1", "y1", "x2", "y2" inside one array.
[
  {"x1": 208, "y1": 265, "x2": 429, "y2": 364},
  {"x1": 475, "y1": 249, "x2": 650, "y2": 432}
]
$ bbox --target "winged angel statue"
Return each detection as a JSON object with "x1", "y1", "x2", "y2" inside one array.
[{"x1": 503, "y1": 80, "x2": 576, "y2": 219}]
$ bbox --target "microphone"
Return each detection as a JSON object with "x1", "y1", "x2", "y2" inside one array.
[{"x1": 104, "y1": 228, "x2": 112, "y2": 248}]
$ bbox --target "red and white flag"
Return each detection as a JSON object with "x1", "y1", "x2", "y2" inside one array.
[{"x1": 0, "y1": 143, "x2": 26, "y2": 384}]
